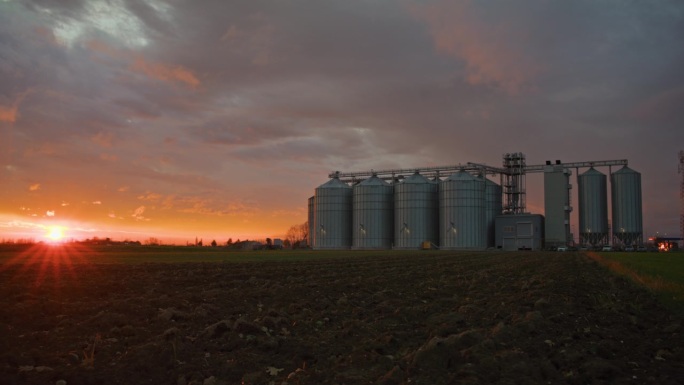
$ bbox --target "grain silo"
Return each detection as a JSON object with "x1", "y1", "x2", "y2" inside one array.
[
  {"x1": 578, "y1": 168, "x2": 608, "y2": 246},
  {"x1": 485, "y1": 178, "x2": 502, "y2": 248},
  {"x1": 439, "y1": 170, "x2": 486, "y2": 249},
  {"x1": 307, "y1": 196, "x2": 315, "y2": 248},
  {"x1": 352, "y1": 174, "x2": 394, "y2": 249},
  {"x1": 314, "y1": 176, "x2": 352, "y2": 249},
  {"x1": 544, "y1": 163, "x2": 572, "y2": 248},
  {"x1": 611, "y1": 166, "x2": 643, "y2": 247},
  {"x1": 394, "y1": 172, "x2": 438, "y2": 249}
]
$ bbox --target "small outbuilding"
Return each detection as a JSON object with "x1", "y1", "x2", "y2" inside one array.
[{"x1": 495, "y1": 214, "x2": 544, "y2": 251}]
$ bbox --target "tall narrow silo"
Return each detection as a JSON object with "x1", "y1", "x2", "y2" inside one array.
[
  {"x1": 578, "y1": 168, "x2": 608, "y2": 246},
  {"x1": 611, "y1": 166, "x2": 643, "y2": 247},
  {"x1": 307, "y1": 196, "x2": 315, "y2": 248},
  {"x1": 485, "y1": 178, "x2": 502, "y2": 248},
  {"x1": 314, "y1": 176, "x2": 352, "y2": 249},
  {"x1": 394, "y1": 172, "x2": 438, "y2": 249},
  {"x1": 440, "y1": 171, "x2": 486, "y2": 250},
  {"x1": 353, "y1": 174, "x2": 393, "y2": 249}
]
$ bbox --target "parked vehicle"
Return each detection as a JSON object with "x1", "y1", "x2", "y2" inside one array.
[{"x1": 601, "y1": 245, "x2": 613, "y2": 252}]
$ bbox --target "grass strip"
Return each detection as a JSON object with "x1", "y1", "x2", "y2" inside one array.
[{"x1": 585, "y1": 251, "x2": 684, "y2": 316}]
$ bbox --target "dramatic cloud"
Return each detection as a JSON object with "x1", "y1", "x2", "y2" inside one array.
[
  {"x1": 130, "y1": 56, "x2": 199, "y2": 87},
  {"x1": 1, "y1": 0, "x2": 683, "y2": 243},
  {"x1": 0, "y1": 89, "x2": 32, "y2": 123},
  {"x1": 409, "y1": 0, "x2": 544, "y2": 94}
]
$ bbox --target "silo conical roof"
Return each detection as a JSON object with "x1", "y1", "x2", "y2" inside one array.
[
  {"x1": 358, "y1": 175, "x2": 390, "y2": 186},
  {"x1": 613, "y1": 166, "x2": 640, "y2": 175},
  {"x1": 445, "y1": 170, "x2": 478, "y2": 181},
  {"x1": 581, "y1": 167, "x2": 605, "y2": 177},
  {"x1": 402, "y1": 172, "x2": 431, "y2": 184},
  {"x1": 318, "y1": 177, "x2": 351, "y2": 189}
]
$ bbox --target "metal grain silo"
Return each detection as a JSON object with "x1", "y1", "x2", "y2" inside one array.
[
  {"x1": 314, "y1": 176, "x2": 352, "y2": 249},
  {"x1": 394, "y1": 172, "x2": 438, "y2": 249},
  {"x1": 439, "y1": 171, "x2": 486, "y2": 249},
  {"x1": 578, "y1": 168, "x2": 608, "y2": 246},
  {"x1": 352, "y1": 175, "x2": 393, "y2": 249},
  {"x1": 611, "y1": 166, "x2": 643, "y2": 247},
  {"x1": 308, "y1": 196, "x2": 315, "y2": 248},
  {"x1": 485, "y1": 178, "x2": 502, "y2": 248}
]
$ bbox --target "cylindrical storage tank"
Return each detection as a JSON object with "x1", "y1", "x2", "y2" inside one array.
[
  {"x1": 352, "y1": 175, "x2": 393, "y2": 249},
  {"x1": 394, "y1": 172, "x2": 438, "y2": 249},
  {"x1": 485, "y1": 178, "x2": 502, "y2": 248},
  {"x1": 578, "y1": 168, "x2": 608, "y2": 246},
  {"x1": 314, "y1": 176, "x2": 352, "y2": 249},
  {"x1": 307, "y1": 196, "x2": 315, "y2": 248},
  {"x1": 439, "y1": 171, "x2": 486, "y2": 249},
  {"x1": 611, "y1": 166, "x2": 643, "y2": 246}
]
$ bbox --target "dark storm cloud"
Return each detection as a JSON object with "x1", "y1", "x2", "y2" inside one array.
[{"x1": 1, "y1": 0, "x2": 683, "y2": 238}]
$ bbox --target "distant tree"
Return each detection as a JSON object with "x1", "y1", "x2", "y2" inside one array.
[
  {"x1": 197, "y1": 239, "x2": 203, "y2": 247},
  {"x1": 285, "y1": 221, "x2": 308, "y2": 248},
  {"x1": 211, "y1": 240, "x2": 217, "y2": 247},
  {"x1": 283, "y1": 239, "x2": 291, "y2": 248},
  {"x1": 227, "y1": 238, "x2": 233, "y2": 246},
  {"x1": 145, "y1": 237, "x2": 161, "y2": 246},
  {"x1": 236, "y1": 239, "x2": 241, "y2": 243},
  {"x1": 266, "y1": 238, "x2": 272, "y2": 248}
]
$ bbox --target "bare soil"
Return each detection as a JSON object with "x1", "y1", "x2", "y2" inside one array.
[{"x1": 0, "y1": 251, "x2": 682, "y2": 385}]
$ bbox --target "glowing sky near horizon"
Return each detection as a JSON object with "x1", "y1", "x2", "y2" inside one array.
[{"x1": 1, "y1": 0, "x2": 683, "y2": 243}]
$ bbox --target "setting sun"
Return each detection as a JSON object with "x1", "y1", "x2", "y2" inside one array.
[{"x1": 46, "y1": 226, "x2": 66, "y2": 242}]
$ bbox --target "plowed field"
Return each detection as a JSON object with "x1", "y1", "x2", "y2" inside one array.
[{"x1": 1, "y1": 249, "x2": 682, "y2": 385}]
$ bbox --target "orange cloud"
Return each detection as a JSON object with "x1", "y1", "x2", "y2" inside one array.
[
  {"x1": 409, "y1": 0, "x2": 542, "y2": 94},
  {"x1": 131, "y1": 56, "x2": 200, "y2": 87},
  {"x1": 132, "y1": 205, "x2": 147, "y2": 221},
  {"x1": 29, "y1": 183, "x2": 41, "y2": 191},
  {"x1": 100, "y1": 153, "x2": 119, "y2": 162},
  {"x1": 86, "y1": 39, "x2": 200, "y2": 87},
  {"x1": 138, "y1": 192, "x2": 163, "y2": 201},
  {"x1": 91, "y1": 131, "x2": 115, "y2": 147},
  {"x1": 0, "y1": 105, "x2": 18, "y2": 123},
  {"x1": 86, "y1": 40, "x2": 120, "y2": 56},
  {"x1": 0, "y1": 89, "x2": 33, "y2": 123}
]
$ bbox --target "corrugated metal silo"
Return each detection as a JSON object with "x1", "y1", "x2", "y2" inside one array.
[
  {"x1": 485, "y1": 178, "x2": 502, "y2": 248},
  {"x1": 611, "y1": 166, "x2": 643, "y2": 246},
  {"x1": 308, "y1": 196, "x2": 315, "y2": 248},
  {"x1": 352, "y1": 175, "x2": 393, "y2": 249},
  {"x1": 394, "y1": 172, "x2": 438, "y2": 249},
  {"x1": 439, "y1": 171, "x2": 486, "y2": 249},
  {"x1": 314, "y1": 176, "x2": 352, "y2": 249},
  {"x1": 578, "y1": 168, "x2": 608, "y2": 246}
]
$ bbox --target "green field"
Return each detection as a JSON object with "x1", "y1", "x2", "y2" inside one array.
[{"x1": 589, "y1": 251, "x2": 684, "y2": 315}]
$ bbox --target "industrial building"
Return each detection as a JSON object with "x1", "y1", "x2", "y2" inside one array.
[{"x1": 309, "y1": 153, "x2": 643, "y2": 250}]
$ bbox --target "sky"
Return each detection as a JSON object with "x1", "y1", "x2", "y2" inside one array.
[{"x1": 1, "y1": 0, "x2": 683, "y2": 244}]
